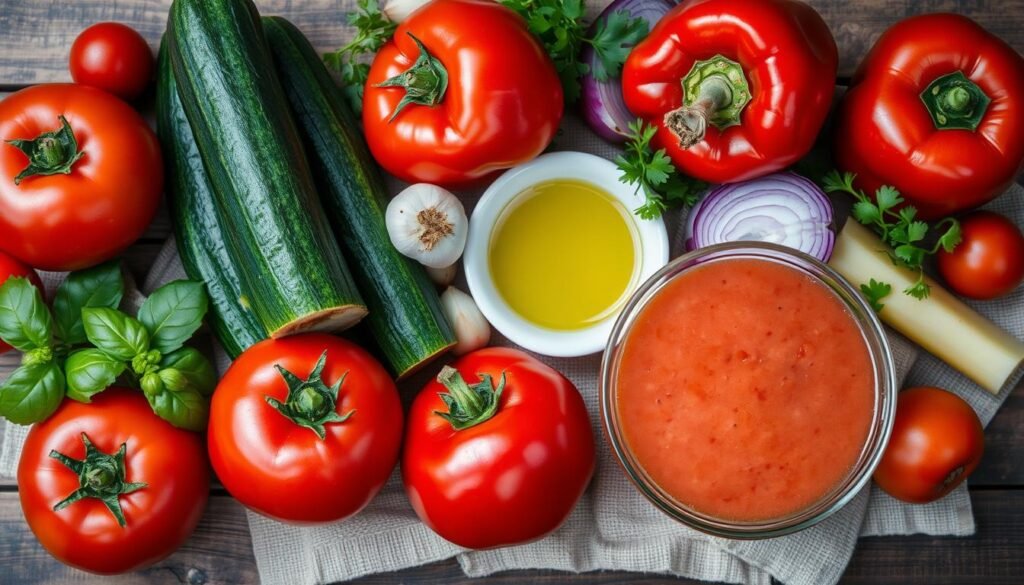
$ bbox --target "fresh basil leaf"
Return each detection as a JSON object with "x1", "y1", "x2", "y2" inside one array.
[
  {"x1": 53, "y1": 261, "x2": 124, "y2": 345},
  {"x1": 160, "y1": 347, "x2": 217, "y2": 396},
  {"x1": 82, "y1": 308, "x2": 149, "y2": 361},
  {"x1": 65, "y1": 349, "x2": 125, "y2": 403},
  {"x1": 145, "y1": 384, "x2": 209, "y2": 431},
  {"x1": 0, "y1": 361, "x2": 64, "y2": 424},
  {"x1": 138, "y1": 280, "x2": 208, "y2": 354},
  {"x1": 0, "y1": 277, "x2": 52, "y2": 352}
]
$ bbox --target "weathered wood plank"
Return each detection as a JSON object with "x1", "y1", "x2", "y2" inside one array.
[
  {"x1": 0, "y1": 0, "x2": 1022, "y2": 86},
  {"x1": 0, "y1": 490, "x2": 1022, "y2": 584}
]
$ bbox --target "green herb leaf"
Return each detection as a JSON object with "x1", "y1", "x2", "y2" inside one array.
[
  {"x1": 0, "y1": 361, "x2": 64, "y2": 424},
  {"x1": 617, "y1": 118, "x2": 705, "y2": 219},
  {"x1": 823, "y1": 170, "x2": 960, "y2": 303},
  {"x1": 502, "y1": 0, "x2": 591, "y2": 102},
  {"x1": 65, "y1": 349, "x2": 125, "y2": 403},
  {"x1": 145, "y1": 384, "x2": 208, "y2": 431},
  {"x1": 860, "y1": 279, "x2": 892, "y2": 313},
  {"x1": 586, "y1": 10, "x2": 649, "y2": 81},
  {"x1": 323, "y1": 0, "x2": 397, "y2": 114},
  {"x1": 82, "y1": 308, "x2": 149, "y2": 362},
  {"x1": 0, "y1": 277, "x2": 52, "y2": 352},
  {"x1": 137, "y1": 280, "x2": 209, "y2": 355},
  {"x1": 160, "y1": 347, "x2": 217, "y2": 396},
  {"x1": 53, "y1": 261, "x2": 124, "y2": 345}
]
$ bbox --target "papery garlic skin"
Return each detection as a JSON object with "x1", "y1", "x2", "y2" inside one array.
[
  {"x1": 440, "y1": 286, "x2": 491, "y2": 355},
  {"x1": 386, "y1": 183, "x2": 468, "y2": 269}
]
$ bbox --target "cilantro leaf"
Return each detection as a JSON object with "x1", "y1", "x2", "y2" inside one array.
[
  {"x1": 823, "y1": 171, "x2": 963, "y2": 304},
  {"x1": 859, "y1": 279, "x2": 892, "y2": 313},
  {"x1": 617, "y1": 118, "x2": 705, "y2": 219},
  {"x1": 323, "y1": 0, "x2": 397, "y2": 114},
  {"x1": 587, "y1": 11, "x2": 649, "y2": 81}
]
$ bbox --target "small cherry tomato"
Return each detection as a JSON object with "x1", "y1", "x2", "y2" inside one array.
[
  {"x1": 0, "y1": 251, "x2": 43, "y2": 354},
  {"x1": 18, "y1": 388, "x2": 209, "y2": 574},
  {"x1": 69, "y1": 22, "x2": 154, "y2": 101},
  {"x1": 874, "y1": 386, "x2": 984, "y2": 504},
  {"x1": 208, "y1": 334, "x2": 403, "y2": 524},
  {"x1": 938, "y1": 211, "x2": 1024, "y2": 299}
]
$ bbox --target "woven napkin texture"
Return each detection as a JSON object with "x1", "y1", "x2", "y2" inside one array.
[{"x1": 3, "y1": 111, "x2": 1021, "y2": 584}]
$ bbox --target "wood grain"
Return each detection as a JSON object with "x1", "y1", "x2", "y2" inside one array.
[
  {"x1": 0, "y1": 0, "x2": 1022, "y2": 86},
  {"x1": 0, "y1": 490, "x2": 1022, "y2": 584}
]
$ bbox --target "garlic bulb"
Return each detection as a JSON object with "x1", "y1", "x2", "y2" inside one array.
[
  {"x1": 386, "y1": 183, "x2": 467, "y2": 269},
  {"x1": 440, "y1": 286, "x2": 490, "y2": 356},
  {"x1": 382, "y1": 0, "x2": 430, "y2": 23},
  {"x1": 426, "y1": 263, "x2": 457, "y2": 288}
]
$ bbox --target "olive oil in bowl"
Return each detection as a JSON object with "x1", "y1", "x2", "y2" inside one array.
[{"x1": 488, "y1": 179, "x2": 639, "y2": 330}]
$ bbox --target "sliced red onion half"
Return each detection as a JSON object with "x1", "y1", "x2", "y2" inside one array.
[
  {"x1": 685, "y1": 173, "x2": 836, "y2": 262},
  {"x1": 581, "y1": 0, "x2": 676, "y2": 143}
]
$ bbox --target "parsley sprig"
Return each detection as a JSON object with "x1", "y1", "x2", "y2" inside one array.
[
  {"x1": 323, "y1": 0, "x2": 397, "y2": 114},
  {"x1": 500, "y1": 0, "x2": 648, "y2": 102},
  {"x1": 823, "y1": 171, "x2": 962, "y2": 302},
  {"x1": 616, "y1": 119, "x2": 706, "y2": 220}
]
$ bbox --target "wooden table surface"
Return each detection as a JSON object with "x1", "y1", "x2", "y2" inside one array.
[{"x1": 2, "y1": 1, "x2": 1024, "y2": 584}]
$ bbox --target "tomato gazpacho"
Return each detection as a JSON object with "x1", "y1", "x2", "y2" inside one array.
[{"x1": 615, "y1": 257, "x2": 875, "y2": 522}]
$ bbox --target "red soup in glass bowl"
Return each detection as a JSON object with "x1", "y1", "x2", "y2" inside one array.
[{"x1": 600, "y1": 243, "x2": 896, "y2": 538}]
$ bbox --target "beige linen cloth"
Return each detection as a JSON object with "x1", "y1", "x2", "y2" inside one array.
[{"x1": 1, "y1": 118, "x2": 1021, "y2": 585}]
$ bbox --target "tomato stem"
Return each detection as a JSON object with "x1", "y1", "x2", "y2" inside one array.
[
  {"x1": 375, "y1": 33, "x2": 449, "y2": 122},
  {"x1": 434, "y1": 366, "x2": 505, "y2": 431},
  {"x1": 920, "y1": 71, "x2": 990, "y2": 131},
  {"x1": 5, "y1": 115, "x2": 85, "y2": 185},
  {"x1": 49, "y1": 433, "x2": 147, "y2": 528},
  {"x1": 265, "y1": 350, "x2": 354, "y2": 440},
  {"x1": 664, "y1": 54, "x2": 750, "y2": 149}
]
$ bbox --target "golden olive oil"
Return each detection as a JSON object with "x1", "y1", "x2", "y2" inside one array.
[{"x1": 488, "y1": 179, "x2": 638, "y2": 330}]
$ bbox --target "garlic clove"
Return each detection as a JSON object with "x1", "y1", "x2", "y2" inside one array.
[
  {"x1": 426, "y1": 263, "x2": 458, "y2": 288},
  {"x1": 382, "y1": 0, "x2": 430, "y2": 23},
  {"x1": 440, "y1": 286, "x2": 490, "y2": 356}
]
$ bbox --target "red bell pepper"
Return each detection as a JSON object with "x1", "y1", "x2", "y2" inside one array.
[
  {"x1": 835, "y1": 14, "x2": 1024, "y2": 220},
  {"x1": 621, "y1": 0, "x2": 837, "y2": 184}
]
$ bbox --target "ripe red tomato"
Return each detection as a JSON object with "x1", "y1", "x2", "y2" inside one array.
[
  {"x1": 403, "y1": 348, "x2": 595, "y2": 549},
  {"x1": 873, "y1": 387, "x2": 984, "y2": 504},
  {"x1": 0, "y1": 251, "x2": 43, "y2": 354},
  {"x1": 69, "y1": 22, "x2": 154, "y2": 101},
  {"x1": 208, "y1": 334, "x2": 403, "y2": 524},
  {"x1": 0, "y1": 84, "x2": 162, "y2": 271},
  {"x1": 363, "y1": 0, "x2": 563, "y2": 188},
  {"x1": 18, "y1": 388, "x2": 209, "y2": 575},
  {"x1": 938, "y1": 211, "x2": 1024, "y2": 299}
]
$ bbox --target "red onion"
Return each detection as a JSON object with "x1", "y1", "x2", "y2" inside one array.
[
  {"x1": 581, "y1": 0, "x2": 675, "y2": 143},
  {"x1": 685, "y1": 173, "x2": 836, "y2": 262}
]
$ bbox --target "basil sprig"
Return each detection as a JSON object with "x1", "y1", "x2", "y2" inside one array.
[{"x1": 0, "y1": 263, "x2": 216, "y2": 431}]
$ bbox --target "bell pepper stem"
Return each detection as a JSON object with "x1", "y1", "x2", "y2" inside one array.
[
  {"x1": 664, "y1": 54, "x2": 751, "y2": 149},
  {"x1": 920, "y1": 71, "x2": 990, "y2": 131}
]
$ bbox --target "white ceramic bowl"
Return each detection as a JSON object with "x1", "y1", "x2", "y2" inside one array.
[{"x1": 464, "y1": 151, "x2": 669, "y2": 357}]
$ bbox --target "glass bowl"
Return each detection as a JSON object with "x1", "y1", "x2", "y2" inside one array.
[{"x1": 599, "y1": 242, "x2": 896, "y2": 539}]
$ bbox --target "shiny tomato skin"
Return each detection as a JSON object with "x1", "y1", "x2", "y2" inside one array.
[
  {"x1": 873, "y1": 387, "x2": 984, "y2": 504},
  {"x1": 208, "y1": 334, "x2": 403, "y2": 524},
  {"x1": 938, "y1": 211, "x2": 1024, "y2": 300},
  {"x1": 403, "y1": 348, "x2": 595, "y2": 549},
  {"x1": 0, "y1": 251, "x2": 43, "y2": 354},
  {"x1": 363, "y1": 0, "x2": 563, "y2": 188},
  {"x1": 17, "y1": 388, "x2": 209, "y2": 575},
  {"x1": 69, "y1": 22, "x2": 155, "y2": 101},
  {"x1": 0, "y1": 84, "x2": 162, "y2": 270}
]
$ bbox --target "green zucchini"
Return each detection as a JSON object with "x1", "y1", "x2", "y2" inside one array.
[
  {"x1": 263, "y1": 16, "x2": 456, "y2": 378},
  {"x1": 156, "y1": 43, "x2": 264, "y2": 359},
  {"x1": 166, "y1": 0, "x2": 367, "y2": 337}
]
